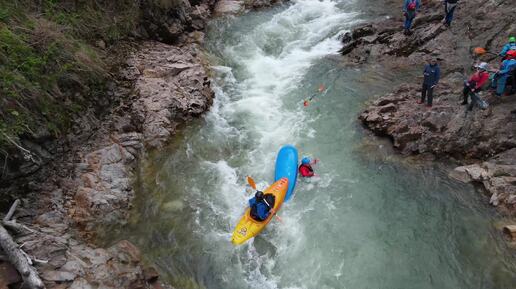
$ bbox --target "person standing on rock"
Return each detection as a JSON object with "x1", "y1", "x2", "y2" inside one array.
[
  {"x1": 403, "y1": 0, "x2": 421, "y2": 35},
  {"x1": 419, "y1": 58, "x2": 440, "y2": 107},
  {"x1": 442, "y1": 0, "x2": 458, "y2": 27},
  {"x1": 462, "y1": 62, "x2": 489, "y2": 111}
]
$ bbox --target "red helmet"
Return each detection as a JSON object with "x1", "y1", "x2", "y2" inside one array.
[{"x1": 507, "y1": 50, "x2": 516, "y2": 59}]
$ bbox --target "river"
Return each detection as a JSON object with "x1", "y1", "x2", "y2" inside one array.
[{"x1": 112, "y1": 1, "x2": 516, "y2": 288}]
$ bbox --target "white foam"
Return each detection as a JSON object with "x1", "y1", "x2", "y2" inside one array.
[{"x1": 183, "y1": 0, "x2": 361, "y2": 287}]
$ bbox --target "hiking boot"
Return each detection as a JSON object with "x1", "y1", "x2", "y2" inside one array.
[
  {"x1": 426, "y1": 104, "x2": 432, "y2": 109},
  {"x1": 460, "y1": 101, "x2": 467, "y2": 105}
]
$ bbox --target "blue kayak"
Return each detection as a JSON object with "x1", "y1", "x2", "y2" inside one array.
[{"x1": 274, "y1": 145, "x2": 299, "y2": 202}]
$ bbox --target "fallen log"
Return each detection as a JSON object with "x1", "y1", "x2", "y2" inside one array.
[
  {"x1": 0, "y1": 225, "x2": 44, "y2": 288},
  {"x1": 0, "y1": 200, "x2": 44, "y2": 288}
]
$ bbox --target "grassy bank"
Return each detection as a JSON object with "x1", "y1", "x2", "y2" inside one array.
[{"x1": 0, "y1": 0, "x2": 139, "y2": 159}]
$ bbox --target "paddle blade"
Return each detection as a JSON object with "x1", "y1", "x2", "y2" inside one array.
[
  {"x1": 247, "y1": 176, "x2": 257, "y2": 190},
  {"x1": 473, "y1": 47, "x2": 487, "y2": 55},
  {"x1": 318, "y1": 84, "x2": 325, "y2": 92}
]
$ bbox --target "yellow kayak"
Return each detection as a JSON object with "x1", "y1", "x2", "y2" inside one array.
[{"x1": 231, "y1": 178, "x2": 288, "y2": 245}]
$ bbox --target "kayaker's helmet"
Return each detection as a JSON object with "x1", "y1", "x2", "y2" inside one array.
[
  {"x1": 477, "y1": 62, "x2": 488, "y2": 71},
  {"x1": 255, "y1": 191, "x2": 264, "y2": 200},
  {"x1": 509, "y1": 36, "x2": 516, "y2": 43},
  {"x1": 301, "y1": 157, "x2": 311, "y2": 165}
]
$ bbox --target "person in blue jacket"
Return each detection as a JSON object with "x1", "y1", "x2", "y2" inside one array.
[
  {"x1": 403, "y1": 0, "x2": 421, "y2": 35},
  {"x1": 499, "y1": 36, "x2": 516, "y2": 59},
  {"x1": 491, "y1": 51, "x2": 516, "y2": 96},
  {"x1": 249, "y1": 191, "x2": 275, "y2": 222},
  {"x1": 419, "y1": 58, "x2": 440, "y2": 107}
]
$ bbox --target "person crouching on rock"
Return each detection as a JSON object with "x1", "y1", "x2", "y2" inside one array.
[
  {"x1": 491, "y1": 51, "x2": 516, "y2": 97},
  {"x1": 249, "y1": 191, "x2": 275, "y2": 222},
  {"x1": 403, "y1": 0, "x2": 421, "y2": 35},
  {"x1": 419, "y1": 57, "x2": 440, "y2": 108},
  {"x1": 299, "y1": 157, "x2": 317, "y2": 178},
  {"x1": 462, "y1": 62, "x2": 489, "y2": 111}
]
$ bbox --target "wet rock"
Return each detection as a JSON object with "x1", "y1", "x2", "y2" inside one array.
[
  {"x1": 360, "y1": 80, "x2": 516, "y2": 211},
  {"x1": 351, "y1": 24, "x2": 375, "y2": 39},
  {"x1": 42, "y1": 270, "x2": 76, "y2": 282},
  {"x1": 214, "y1": 0, "x2": 244, "y2": 15}
]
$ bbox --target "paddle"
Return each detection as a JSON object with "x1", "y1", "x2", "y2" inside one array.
[
  {"x1": 246, "y1": 176, "x2": 283, "y2": 223},
  {"x1": 303, "y1": 84, "x2": 326, "y2": 107},
  {"x1": 473, "y1": 47, "x2": 499, "y2": 57}
]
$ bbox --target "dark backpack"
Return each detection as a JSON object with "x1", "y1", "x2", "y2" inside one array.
[{"x1": 407, "y1": 0, "x2": 417, "y2": 11}]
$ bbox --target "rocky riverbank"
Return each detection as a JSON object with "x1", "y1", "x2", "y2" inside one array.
[
  {"x1": 344, "y1": 0, "x2": 516, "y2": 215},
  {"x1": 0, "y1": 0, "x2": 284, "y2": 288}
]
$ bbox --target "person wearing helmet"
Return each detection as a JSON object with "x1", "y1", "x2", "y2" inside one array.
[
  {"x1": 299, "y1": 157, "x2": 317, "y2": 178},
  {"x1": 499, "y1": 36, "x2": 516, "y2": 59},
  {"x1": 462, "y1": 62, "x2": 490, "y2": 111},
  {"x1": 491, "y1": 52, "x2": 516, "y2": 96},
  {"x1": 249, "y1": 191, "x2": 275, "y2": 221}
]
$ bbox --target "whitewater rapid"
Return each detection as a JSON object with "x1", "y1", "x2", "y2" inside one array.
[{"x1": 118, "y1": 1, "x2": 516, "y2": 288}]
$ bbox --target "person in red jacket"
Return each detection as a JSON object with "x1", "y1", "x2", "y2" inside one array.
[
  {"x1": 299, "y1": 157, "x2": 317, "y2": 178},
  {"x1": 461, "y1": 62, "x2": 490, "y2": 111}
]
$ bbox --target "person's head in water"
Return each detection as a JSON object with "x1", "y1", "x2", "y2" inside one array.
[
  {"x1": 301, "y1": 157, "x2": 311, "y2": 165},
  {"x1": 255, "y1": 191, "x2": 264, "y2": 201}
]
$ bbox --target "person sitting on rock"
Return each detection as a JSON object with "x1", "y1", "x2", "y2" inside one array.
[
  {"x1": 491, "y1": 51, "x2": 516, "y2": 96},
  {"x1": 462, "y1": 62, "x2": 489, "y2": 111},
  {"x1": 403, "y1": 0, "x2": 421, "y2": 35},
  {"x1": 499, "y1": 36, "x2": 516, "y2": 59},
  {"x1": 442, "y1": 0, "x2": 458, "y2": 27},
  {"x1": 249, "y1": 191, "x2": 275, "y2": 222},
  {"x1": 299, "y1": 157, "x2": 317, "y2": 178},
  {"x1": 419, "y1": 58, "x2": 440, "y2": 108}
]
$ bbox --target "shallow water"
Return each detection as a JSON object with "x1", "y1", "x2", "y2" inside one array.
[{"x1": 112, "y1": 1, "x2": 515, "y2": 288}]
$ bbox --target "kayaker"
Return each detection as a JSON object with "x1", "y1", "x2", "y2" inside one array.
[
  {"x1": 249, "y1": 191, "x2": 275, "y2": 222},
  {"x1": 299, "y1": 157, "x2": 317, "y2": 178}
]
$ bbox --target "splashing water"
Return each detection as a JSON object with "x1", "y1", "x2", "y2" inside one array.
[{"x1": 114, "y1": 1, "x2": 516, "y2": 289}]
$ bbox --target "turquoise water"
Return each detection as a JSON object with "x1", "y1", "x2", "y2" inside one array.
[{"x1": 114, "y1": 1, "x2": 516, "y2": 288}]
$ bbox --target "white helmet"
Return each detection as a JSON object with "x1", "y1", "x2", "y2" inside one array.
[{"x1": 477, "y1": 62, "x2": 488, "y2": 71}]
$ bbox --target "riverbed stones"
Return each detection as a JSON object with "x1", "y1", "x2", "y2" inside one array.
[{"x1": 353, "y1": 0, "x2": 516, "y2": 214}]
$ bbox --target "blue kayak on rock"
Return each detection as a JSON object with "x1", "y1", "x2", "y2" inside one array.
[{"x1": 274, "y1": 145, "x2": 299, "y2": 202}]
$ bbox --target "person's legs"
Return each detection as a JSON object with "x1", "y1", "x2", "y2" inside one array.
[
  {"x1": 496, "y1": 74, "x2": 508, "y2": 95},
  {"x1": 468, "y1": 92, "x2": 479, "y2": 111},
  {"x1": 446, "y1": 6, "x2": 456, "y2": 26},
  {"x1": 427, "y1": 86, "x2": 434, "y2": 106},
  {"x1": 421, "y1": 83, "x2": 427, "y2": 103},
  {"x1": 510, "y1": 71, "x2": 516, "y2": 94},
  {"x1": 462, "y1": 85, "x2": 470, "y2": 104},
  {"x1": 407, "y1": 16, "x2": 414, "y2": 32}
]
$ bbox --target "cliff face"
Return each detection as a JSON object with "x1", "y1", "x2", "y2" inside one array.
[
  {"x1": 0, "y1": 0, "x2": 282, "y2": 288},
  {"x1": 345, "y1": 0, "x2": 516, "y2": 213}
]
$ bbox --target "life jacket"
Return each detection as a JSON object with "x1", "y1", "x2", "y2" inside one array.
[
  {"x1": 299, "y1": 164, "x2": 314, "y2": 177},
  {"x1": 407, "y1": 0, "x2": 417, "y2": 11},
  {"x1": 250, "y1": 194, "x2": 275, "y2": 221}
]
